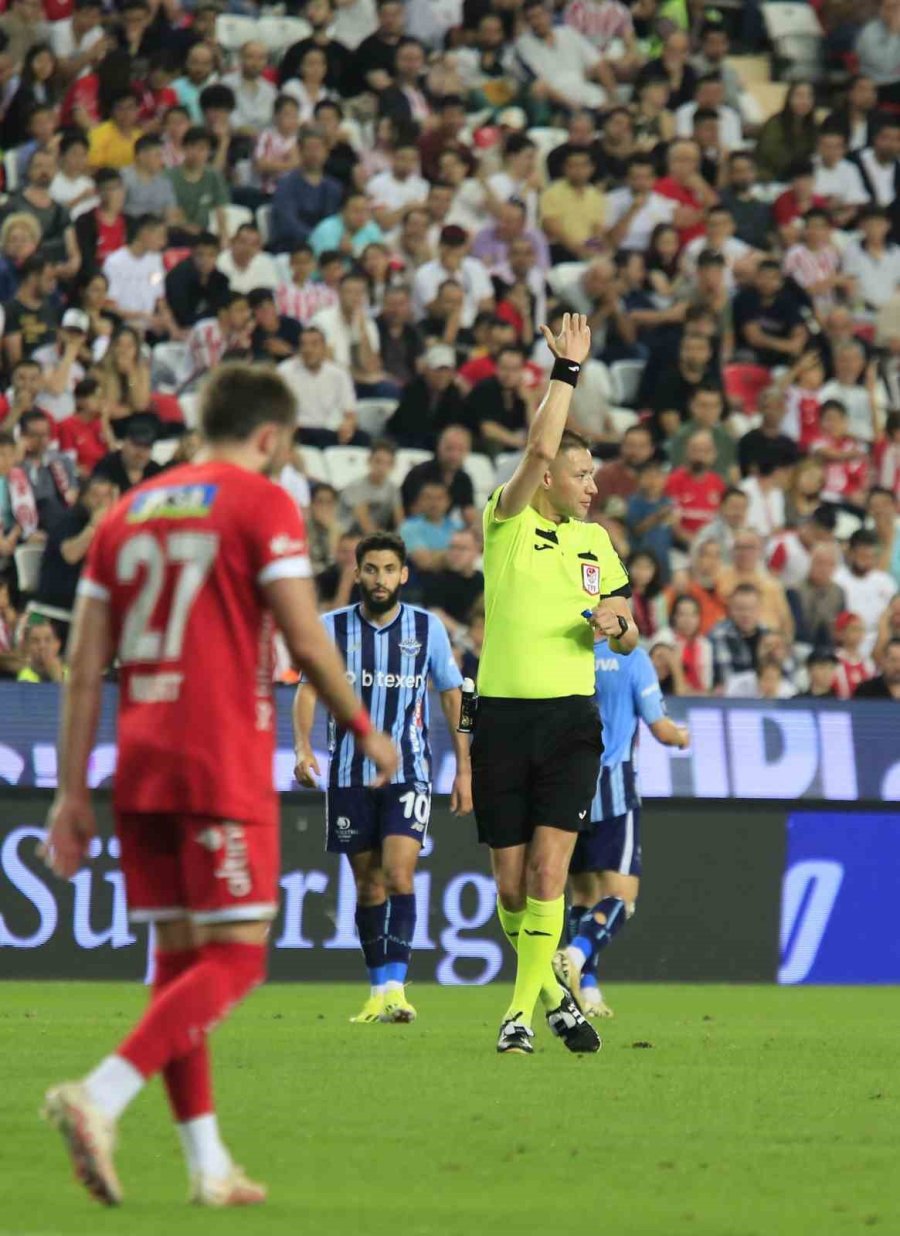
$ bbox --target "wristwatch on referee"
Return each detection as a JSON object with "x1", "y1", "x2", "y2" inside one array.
[{"x1": 614, "y1": 614, "x2": 628, "y2": 639}]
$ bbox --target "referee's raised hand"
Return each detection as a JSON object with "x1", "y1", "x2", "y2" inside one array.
[{"x1": 540, "y1": 312, "x2": 592, "y2": 365}]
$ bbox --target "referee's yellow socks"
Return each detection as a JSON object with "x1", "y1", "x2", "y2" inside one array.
[
  {"x1": 503, "y1": 895, "x2": 565, "y2": 1026},
  {"x1": 496, "y1": 898, "x2": 561, "y2": 1012}
]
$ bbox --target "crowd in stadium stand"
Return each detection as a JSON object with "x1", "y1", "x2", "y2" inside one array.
[{"x1": 0, "y1": 0, "x2": 899, "y2": 700}]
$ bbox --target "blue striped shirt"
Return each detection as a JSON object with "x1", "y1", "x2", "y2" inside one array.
[
  {"x1": 321, "y1": 604, "x2": 462, "y2": 788},
  {"x1": 590, "y1": 646, "x2": 665, "y2": 822}
]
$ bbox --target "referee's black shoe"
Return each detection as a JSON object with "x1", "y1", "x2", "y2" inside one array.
[
  {"x1": 497, "y1": 1014, "x2": 535, "y2": 1055},
  {"x1": 547, "y1": 991, "x2": 602, "y2": 1053}
]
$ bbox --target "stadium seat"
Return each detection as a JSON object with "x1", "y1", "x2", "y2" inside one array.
[
  {"x1": 546, "y1": 261, "x2": 589, "y2": 297},
  {"x1": 214, "y1": 14, "x2": 259, "y2": 52},
  {"x1": 724, "y1": 363, "x2": 771, "y2": 413},
  {"x1": 495, "y1": 450, "x2": 523, "y2": 485},
  {"x1": 608, "y1": 407, "x2": 639, "y2": 436},
  {"x1": 209, "y1": 203, "x2": 254, "y2": 239},
  {"x1": 609, "y1": 359, "x2": 646, "y2": 407},
  {"x1": 151, "y1": 341, "x2": 192, "y2": 392},
  {"x1": 356, "y1": 397, "x2": 398, "y2": 436},
  {"x1": 178, "y1": 392, "x2": 199, "y2": 429},
  {"x1": 728, "y1": 411, "x2": 761, "y2": 438},
  {"x1": 256, "y1": 15, "x2": 311, "y2": 56},
  {"x1": 151, "y1": 439, "x2": 179, "y2": 466},
  {"x1": 526, "y1": 126, "x2": 568, "y2": 173},
  {"x1": 24, "y1": 599, "x2": 72, "y2": 626},
  {"x1": 762, "y1": 2, "x2": 824, "y2": 81},
  {"x1": 463, "y1": 452, "x2": 496, "y2": 506},
  {"x1": 14, "y1": 544, "x2": 43, "y2": 594},
  {"x1": 299, "y1": 445, "x2": 329, "y2": 482},
  {"x1": 324, "y1": 445, "x2": 370, "y2": 489},
  {"x1": 570, "y1": 359, "x2": 613, "y2": 440},
  {"x1": 256, "y1": 203, "x2": 273, "y2": 245},
  {"x1": 392, "y1": 448, "x2": 432, "y2": 486}
]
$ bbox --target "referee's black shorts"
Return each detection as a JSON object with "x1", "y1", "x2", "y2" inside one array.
[{"x1": 471, "y1": 695, "x2": 603, "y2": 849}]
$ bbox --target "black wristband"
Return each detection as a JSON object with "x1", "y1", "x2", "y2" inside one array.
[
  {"x1": 551, "y1": 357, "x2": 581, "y2": 387},
  {"x1": 616, "y1": 614, "x2": 629, "y2": 638}
]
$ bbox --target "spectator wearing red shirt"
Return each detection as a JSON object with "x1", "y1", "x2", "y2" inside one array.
[
  {"x1": 833, "y1": 610, "x2": 875, "y2": 698},
  {"x1": 654, "y1": 139, "x2": 718, "y2": 248},
  {"x1": 74, "y1": 168, "x2": 126, "y2": 280},
  {"x1": 664, "y1": 428, "x2": 727, "y2": 543},
  {"x1": 810, "y1": 400, "x2": 870, "y2": 504},
  {"x1": 772, "y1": 160, "x2": 827, "y2": 246},
  {"x1": 56, "y1": 376, "x2": 114, "y2": 475}
]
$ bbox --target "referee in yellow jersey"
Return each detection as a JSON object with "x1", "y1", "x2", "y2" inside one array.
[{"x1": 472, "y1": 313, "x2": 639, "y2": 1055}]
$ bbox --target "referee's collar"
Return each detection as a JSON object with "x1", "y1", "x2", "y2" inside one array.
[{"x1": 355, "y1": 602, "x2": 405, "y2": 633}]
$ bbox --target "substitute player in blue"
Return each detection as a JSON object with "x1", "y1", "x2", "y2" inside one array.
[
  {"x1": 293, "y1": 531, "x2": 472, "y2": 1025},
  {"x1": 553, "y1": 641, "x2": 689, "y2": 1017}
]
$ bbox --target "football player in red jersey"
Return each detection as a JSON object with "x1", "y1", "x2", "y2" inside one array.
[{"x1": 41, "y1": 364, "x2": 397, "y2": 1209}]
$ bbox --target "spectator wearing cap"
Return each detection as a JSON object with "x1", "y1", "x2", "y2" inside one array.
[
  {"x1": 248, "y1": 288, "x2": 302, "y2": 362},
  {"x1": 387, "y1": 345, "x2": 467, "y2": 451},
  {"x1": 413, "y1": 225, "x2": 495, "y2": 331},
  {"x1": 88, "y1": 93, "x2": 141, "y2": 170},
  {"x1": 834, "y1": 529, "x2": 898, "y2": 651},
  {"x1": 401, "y1": 425, "x2": 476, "y2": 523},
  {"x1": 854, "y1": 638, "x2": 900, "y2": 698},
  {"x1": 2, "y1": 254, "x2": 59, "y2": 369},
  {"x1": 4, "y1": 148, "x2": 80, "y2": 279},
  {"x1": 223, "y1": 40, "x2": 277, "y2": 134},
  {"x1": 462, "y1": 346, "x2": 529, "y2": 458},
  {"x1": 102, "y1": 214, "x2": 168, "y2": 334},
  {"x1": 215, "y1": 222, "x2": 279, "y2": 294},
  {"x1": 92, "y1": 413, "x2": 162, "y2": 493},
  {"x1": 308, "y1": 192, "x2": 385, "y2": 260},
  {"x1": 540, "y1": 147, "x2": 607, "y2": 264},
  {"x1": 788, "y1": 542, "x2": 846, "y2": 647},
  {"x1": 19, "y1": 408, "x2": 78, "y2": 531},
  {"x1": 34, "y1": 473, "x2": 116, "y2": 616},
  {"x1": 30, "y1": 308, "x2": 89, "y2": 423},
  {"x1": 270, "y1": 126, "x2": 344, "y2": 253},
  {"x1": 173, "y1": 42, "x2": 218, "y2": 123},
  {"x1": 277, "y1": 326, "x2": 367, "y2": 448},
  {"x1": 56, "y1": 376, "x2": 114, "y2": 475},
  {"x1": 834, "y1": 609, "x2": 876, "y2": 696},
  {"x1": 121, "y1": 134, "x2": 179, "y2": 226},
  {"x1": 165, "y1": 232, "x2": 230, "y2": 331},
  {"x1": 515, "y1": 0, "x2": 610, "y2": 112}
]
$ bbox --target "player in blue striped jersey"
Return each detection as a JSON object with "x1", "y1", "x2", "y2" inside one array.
[
  {"x1": 553, "y1": 642, "x2": 689, "y2": 1017},
  {"x1": 293, "y1": 532, "x2": 472, "y2": 1025}
]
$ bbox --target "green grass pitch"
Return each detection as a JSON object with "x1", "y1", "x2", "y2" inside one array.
[{"x1": 0, "y1": 982, "x2": 897, "y2": 1236}]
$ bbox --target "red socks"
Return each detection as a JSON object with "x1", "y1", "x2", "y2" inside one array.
[{"x1": 120, "y1": 942, "x2": 266, "y2": 1089}]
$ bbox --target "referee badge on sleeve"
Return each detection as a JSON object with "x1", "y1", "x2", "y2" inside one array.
[{"x1": 581, "y1": 563, "x2": 600, "y2": 595}]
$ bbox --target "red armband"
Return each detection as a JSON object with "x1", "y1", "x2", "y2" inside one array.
[{"x1": 348, "y1": 707, "x2": 373, "y2": 740}]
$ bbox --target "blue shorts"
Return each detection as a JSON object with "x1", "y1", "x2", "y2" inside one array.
[
  {"x1": 325, "y1": 783, "x2": 432, "y2": 855},
  {"x1": 569, "y1": 807, "x2": 642, "y2": 877}
]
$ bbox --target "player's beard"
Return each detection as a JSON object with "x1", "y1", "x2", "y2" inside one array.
[{"x1": 359, "y1": 580, "x2": 402, "y2": 615}]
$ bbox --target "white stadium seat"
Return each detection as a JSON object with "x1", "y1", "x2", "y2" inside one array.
[
  {"x1": 299, "y1": 445, "x2": 329, "y2": 483},
  {"x1": 151, "y1": 341, "x2": 191, "y2": 392},
  {"x1": 209, "y1": 203, "x2": 254, "y2": 239},
  {"x1": 463, "y1": 453, "x2": 496, "y2": 506},
  {"x1": 608, "y1": 407, "x2": 639, "y2": 436},
  {"x1": 355, "y1": 398, "x2": 398, "y2": 437},
  {"x1": 214, "y1": 14, "x2": 259, "y2": 52},
  {"x1": 256, "y1": 203, "x2": 274, "y2": 245},
  {"x1": 151, "y1": 439, "x2": 179, "y2": 466},
  {"x1": 324, "y1": 446, "x2": 370, "y2": 490},
  {"x1": 546, "y1": 261, "x2": 589, "y2": 297},
  {"x1": 392, "y1": 448, "x2": 432, "y2": 486},
  {"x1": 178, "y1": 392, "x2": 199, "y2": 429},
  {"x1": 609, "y1": 359, "x2": 646, "y2": 407},
  {"x1": 256, "y1": 15, "x2": 311, "y2": 56}
]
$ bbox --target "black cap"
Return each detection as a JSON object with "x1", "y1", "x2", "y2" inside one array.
[
  {"x1": 122, "y1": 412, "x2": 160, "y2": 445},
  {"x1": 807, "y1": 648, "x2": 839, "y2": 667}
]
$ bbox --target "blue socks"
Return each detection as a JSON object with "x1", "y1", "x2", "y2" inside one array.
[
  {"x1": 571, "y1": 897, "x2": 628, "y2": 968},
  {"x1": 355, "y1": 902, "x2": 388, "y2": 988},
  {"x1": 566, "y1": 903, "x2": 586, "y2": 946},
  {"x1": 384, "y1": 893, "x2": 416, "y2": 986}
]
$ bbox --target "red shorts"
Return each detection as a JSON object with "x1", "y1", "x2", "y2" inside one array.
[{"x1": 116, "y1": 814, "x2": 280, "y2": 926}]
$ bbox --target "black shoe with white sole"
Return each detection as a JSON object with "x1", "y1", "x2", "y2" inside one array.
[
  {"x1": 546, "y1": 990, "x2": 601, "y2": 1053},
  {"x1": 496, "y1": 1014, "x2": 535, "y2": 1055}
]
